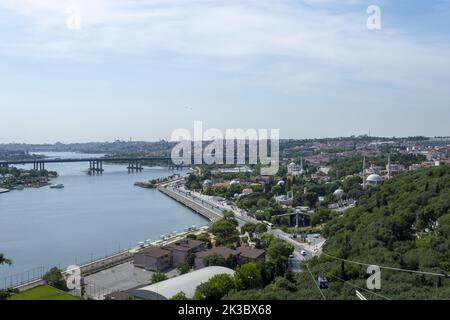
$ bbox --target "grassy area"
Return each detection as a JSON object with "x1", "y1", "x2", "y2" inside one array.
[{"x1": 9, "y1": 285, "x2": 80, "y2": 300}]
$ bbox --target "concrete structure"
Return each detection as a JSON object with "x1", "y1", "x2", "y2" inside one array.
[
  {"x1": 274, "y1": 194, "x2": 293, "y2": 206},
  {"x1": 134, "y1": 247, "x2": 172, "y2": 271},
  {"x1": 163, "y1": 238, "x2": 206, "y2": 265},
  {"x1": 132, "y1": 266, "x2": 235, "y2": 300},
  {"x1": 158, "y1": 185, "x2": 223, "y2": 222},
  {"x1": 1, "y1": 156, "x2": 185, "y2": 172}
]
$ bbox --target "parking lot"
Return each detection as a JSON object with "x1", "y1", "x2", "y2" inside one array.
[{"x1": 81, "y1": 262, "x2": 179, "y2": 299}]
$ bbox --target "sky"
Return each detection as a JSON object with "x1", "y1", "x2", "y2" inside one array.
[{"x1": 0, "y1": 0, "x2": 449, "y2": 143}]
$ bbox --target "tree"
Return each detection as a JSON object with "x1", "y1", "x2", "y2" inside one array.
[
  {"x1": 185, "y1": 253, "x2": 196, "y2": 268},
  {"x1": 151, "y1": 272, "x2": 168, "y2": 284},
  {"x1": 270, "y1": 276, "x2": 297, "y2": 292},
  {"x1": 170, "y1": 291, "x2": 188, "y2": 300},
  {"x1": 176, "y1": 261, "x2": 191, "y2": 275},
  {"x1": 241, "y1": 222, "x2": 256, "y2": 235},
  {"x1": 210, "y1": 219, "x2": 240, "y2": 247},
  {"x1": 43, "y1": 267, "x2": 67, "y2": 291},
  {"x1": 203, "y1": 253, "x2": 226, "y2": 267},
  {"x1": 194, "y1": 274, "x2": 235, "y2": 300},
  {"x1": 223, "y1": 211, "x2": 238, "y2": 227},
  {"x1": 0, "y1": 254, "x2": 12, "y2": 266},
  {"x1": 310, "y1": 208, "x2": 335, "y2": 226},
  {"x1": 234, "y1": 263, "x2": 262, "y2": 290},
  {"x1": 267, "y1": 239, "x2": 294, "y2": 276},
  {"x1": 255, "y1": 223, "x2": 268, "y2": 233}
]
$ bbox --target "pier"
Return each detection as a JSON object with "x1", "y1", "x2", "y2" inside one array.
[{"x1": 158, "y1": 185, "x2": 223, "y2": 223}]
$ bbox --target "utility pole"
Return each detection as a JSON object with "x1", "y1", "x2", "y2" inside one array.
[{"x1": 362, "y1": 156, "x2": 367, "y2": 190}]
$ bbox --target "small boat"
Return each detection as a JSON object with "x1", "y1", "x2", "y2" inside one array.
[
  {"x1": 50, "y1": 184, "x2": 64, "y2": 189},
  {"x1": 134, "y1": 181, "x2": 156, "y2": 189},
  {"x1": 14, "y1": 185, "x2": 24, "y2": 191}
]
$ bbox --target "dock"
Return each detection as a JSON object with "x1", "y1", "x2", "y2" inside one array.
[
  {"x1": 158, "y1": 185, "x2": 223, "y2": 223},
  {"x1": 0, "y1": 188, "x2": 10, "y2": 194}
]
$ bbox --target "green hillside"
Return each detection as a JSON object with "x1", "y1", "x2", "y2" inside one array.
[{"x1": 229, "y1": 165, "x2": 450, "y2": 300}]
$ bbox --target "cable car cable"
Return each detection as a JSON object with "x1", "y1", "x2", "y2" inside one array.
[
  {"x1": 322, "y1": 252, "x2": 450, "y2": 279},
  {"x1": 305, "y1": 261, "x2": 327, "y2": 300},
  {"x1": 319, "y1": 266, "x2": 392, "y2": 301}
]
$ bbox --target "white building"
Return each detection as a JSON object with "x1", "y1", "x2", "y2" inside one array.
[
  {"x1": 132, "y1": 266, "x2": 235, "y2": 300},
  {"x1": 366, "y1": 174, "x2": 384, "y2": 186},
  {"x1": 287, "y1": 162, "x2": 304, "y2": 176}
]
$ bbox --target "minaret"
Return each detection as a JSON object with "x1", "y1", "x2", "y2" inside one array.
[
  {"x1": 387, "y1": 154, "x2": 391, "y2": 179},
  {"x1": 362, "y1": 156, "x2": 367, "y2": 189},
  {"x1": 300, "y1": 157, "x2": 304, "y2": 173}
]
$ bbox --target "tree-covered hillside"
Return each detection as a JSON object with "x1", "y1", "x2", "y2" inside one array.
[{"x1": 228, "y1": 165, "x2": 450, "y2": 300}]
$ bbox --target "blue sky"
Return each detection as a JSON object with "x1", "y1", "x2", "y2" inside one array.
[{"x1": 1, "y1": 0, "x2": 449, "y2": 143}]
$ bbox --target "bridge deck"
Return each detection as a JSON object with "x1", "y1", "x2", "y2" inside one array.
[{"x1": 0, "y1": 157, "x2": 173, "y2": 165}]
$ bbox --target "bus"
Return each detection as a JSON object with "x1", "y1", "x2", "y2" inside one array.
[{"x1": 262, "y1": 220, "x2": 274, "y2": 230}]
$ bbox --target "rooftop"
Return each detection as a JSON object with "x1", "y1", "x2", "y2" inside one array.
[
  {"x1": 137, "y1": 247, "x2": 171, "y2": 258},
  {"x1": 164, "y1": 238, "x2": 205, "y2": 252},
  {"x1": 196, "y1": 247, "x2": 239, "y2": 259},
  {"x1": 133, "y1": 266, "x2": 235, "y2": 300},
  {"x1": 237, "y1": 247, "x2": 266, "y2": 260}
]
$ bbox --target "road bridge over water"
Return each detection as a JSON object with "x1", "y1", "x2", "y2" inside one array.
[{"x1": 0, "y1": 156, "x2": 185, "y2": 173}]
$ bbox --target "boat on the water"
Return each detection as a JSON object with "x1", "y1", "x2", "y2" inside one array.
[
  {"x1": 134, "y1": 181, "x2": 156, "y2": 189},
  {"x1": 13, "y1": 185, "x2": 24, "y2": 191},
  {"x1": 50, "y1": 184, "x2": 64, "y2": 189}
]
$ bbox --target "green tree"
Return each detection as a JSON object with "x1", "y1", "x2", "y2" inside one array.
[
  {"x1": 43, "y1": 267, "x2": 67, "y2": 291},
  {"x1": 176, "y1": 261, "x2": 191, "y2": 275},
  {"x1": 267, "y1": 239, "x2": 294, "y2": 276},
  {"x1": 151, "y1": 272, "x2": 168, "y2": 284},
  {"x1": 170, "y1": 291, "x2": 188, "y2": 300},
  {"x1": 234, "y1": 263, "x2": 262, "y2": 290},
  {"x1": 241, "y1": 222, "x2": 256, "y2": 235},
  {"x1": 203, "y1": 253, "x2": 226, "y2": 267},
  {"x1": 223, "y1": 211, "x2": 238, "y2": 227},
  {"x1": 0, "y1": 254, "x2": 12, "y2": 266},
  {"x1": 185, "y1": 253, "x2": 196, "y2": 268},
  {"x1": 310, "y1": 208, "x2": 335, "y2": 226},
  {"x1": 210, "y1": 219, "x2": 240, "y2": 247},
  {"x1": 194, "y1": 274, "x2": 235, "y2": 300},
  {"x1": 255, "y1": 223, "x2": 268, "y2": 233}
]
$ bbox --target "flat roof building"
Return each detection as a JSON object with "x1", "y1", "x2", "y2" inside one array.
[{"x1": 133, "y1": 247, "x2": 172, "y2": 272}]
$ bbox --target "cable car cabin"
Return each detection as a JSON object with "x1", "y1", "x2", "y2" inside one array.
[{"x1": 317, "y1": 276, "x2": 329, "y2": 289}]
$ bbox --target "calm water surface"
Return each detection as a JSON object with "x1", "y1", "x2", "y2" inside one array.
[{"x1": 0, "y1": 152, "x2": 208, "y2": 282}]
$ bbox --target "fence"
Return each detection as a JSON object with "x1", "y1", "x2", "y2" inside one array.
[
  {"x1": 0, "y1": 246, "x2": 134, "y2": 291},
  {"x1": 0, "y1": 266, "x2": 50, "y2": 290},
  {"x1": 71, "y1": 281, "x2": 115, "y2": 300}
]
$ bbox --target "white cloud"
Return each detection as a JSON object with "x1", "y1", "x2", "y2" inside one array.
[{"x1": 0, "y1": 0, "x2": 449, "y2": 98}]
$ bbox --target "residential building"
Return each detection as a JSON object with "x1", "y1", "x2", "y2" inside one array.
[
  {"x1": 236, "y1": 247, "x2": 266, "y2": 264},
  {"x1": 133, "y1": 247, "x2": 172, "y2": 272},
  {"x1": 163, "y1": 238, "x2": 206, "y2": 265},
  {"x1": 194, "y1": 247, "x2": 239, "y2": 269}
]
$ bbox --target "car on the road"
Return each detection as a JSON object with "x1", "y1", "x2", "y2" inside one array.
[{"x1": 300, "y1": 250, "x2": 307, "y2": 256}]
